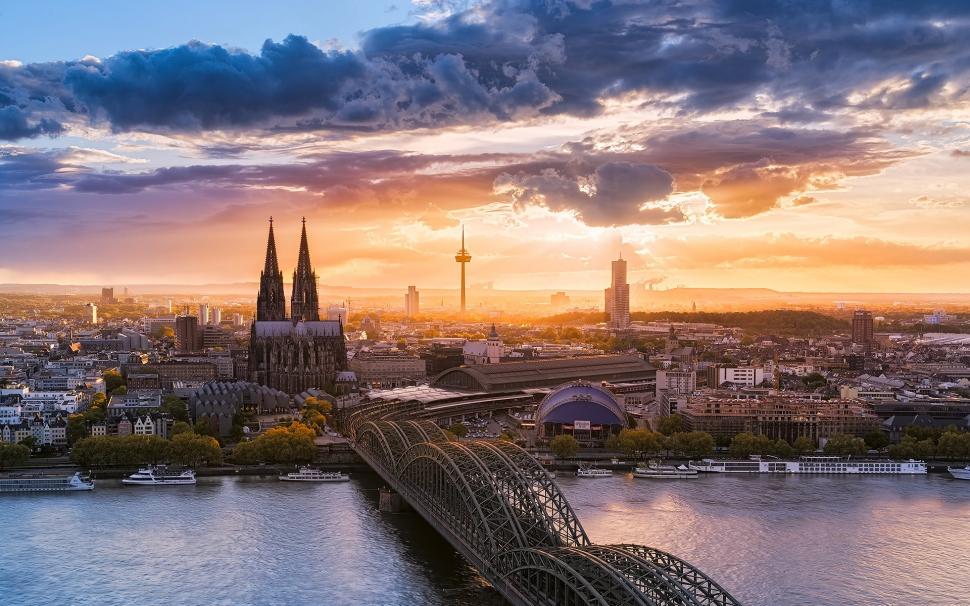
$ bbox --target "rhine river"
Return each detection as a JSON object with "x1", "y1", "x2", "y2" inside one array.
[{"x1": 1, "y1": 472, "x2": 967, "y2": 606}]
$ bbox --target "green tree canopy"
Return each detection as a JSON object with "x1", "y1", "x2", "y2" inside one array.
[
  {"x1": 549, "y1": 434, "x2": 579, "y2": 459},
  {"x1": 608, "y1": 428, "x2": 664, "y2": 458},
  {"x1": 103, "y1": 369, "x2": 125, "y2": 393},
  {"x1": 160, "y1": 395, "x2": 189, "y2": 422},
  {"x1": 823, "y1": 434, "x2": 867, "y2": 457},
  {"x1": 0, "y1": 443, "x2": 30, "y2": 469},
  {"x1": 863, "y1": 430, "x2": 890, "y2": 451},
  {"x1": 666, "y1": 431, "x2": 715, "y2": 458},
  {"x1": 792, "y1": 436, "x2": 816, "y2": 455},
  {"x1": 657, "y1": 414, "x2": 684, "y2": 436},
  {"x1": 447, "y1": 423, "x2": 469, "y2": 438}
]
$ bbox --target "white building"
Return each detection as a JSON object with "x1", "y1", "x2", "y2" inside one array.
[
  {"x1": 708, "y1": 366, "x2": 767, "y2": 387},
  {"x1": 198, "y1": 303, "x2": 210, "y2": 325},
  {"x1": 87, "y1": 303, "x2": 98, "y2": 325},
  {"x1": 463, "y1": 325, "x2": 504, "y2": 365}
]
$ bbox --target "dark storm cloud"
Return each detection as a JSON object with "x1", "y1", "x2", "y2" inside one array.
[
  {"x1": 1, "y1": 119, "x2": 909, "y2": 223},
  {"x1": 0, "y1": 106, "x2": 64, "y2": 140},
  {"x1": 3, "y1": 1, "x2": 970, "y2": 140},
  {"x1": 495, "y1": 161, "x2": 681, "y2": 226}
]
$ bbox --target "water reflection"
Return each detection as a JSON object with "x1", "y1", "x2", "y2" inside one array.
[{"x1": 1, "y1": 472, "x2": 966, "y2": 605}]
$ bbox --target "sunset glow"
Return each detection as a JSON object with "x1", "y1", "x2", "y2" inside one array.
[{"x1": 2, "y1": 1, "x2": 969, "y2": 292}]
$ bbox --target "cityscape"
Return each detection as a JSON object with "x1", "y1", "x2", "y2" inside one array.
[{"x1": 2, "y1": 2, "x2": 970, "y2": 606}]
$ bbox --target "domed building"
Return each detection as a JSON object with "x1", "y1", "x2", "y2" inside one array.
[{"x1": 536, "y1": 381, "x2": 627, "y2": 446}]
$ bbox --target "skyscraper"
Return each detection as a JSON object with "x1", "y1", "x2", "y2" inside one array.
[
  {"x1": 405, "y1": 285, "x2": 420, "y2": 318},
  {"x1": 212, "y1": 307, "x2": 222, "y2": 325},
  {"x1": 290, "y1": 217, "x2": 320, "y2": 322},
  {"x1": 852, "y1": 310, "x2": 874, "y2": 346},
  {"x1": 198, "y1": 303, "x2": 210, "y2": 326},
  {"x1": 101, "y1": 288, "x2": 114, "y2": 304},
  {"x1": 455, "y1": 226, "x2": 471, "y2": 313},
  {"x1": 86, "y1": 303, "x2": 98, "y2": 325},
  {"x1": 176, "y1": 315, "x2": 201, "y2": 352},
  {"x1": 604, "y1": 256, "x2": 630, "y2": 329}
]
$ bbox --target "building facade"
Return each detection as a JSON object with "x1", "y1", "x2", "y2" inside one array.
[{"x1": 248, "y1": 219, "x2": 348, "y2": 394}]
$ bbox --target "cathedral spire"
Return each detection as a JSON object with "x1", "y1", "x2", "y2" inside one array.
[
  {"x1": 256, "y1": 217, "x2": 286, "y2": 321},
  {"x1": 291, "y1": 217, "x2": 320, "y2": 322}
]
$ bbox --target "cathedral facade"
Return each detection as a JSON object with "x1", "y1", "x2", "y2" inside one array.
[{"x1": 248, "y1": 219, "x2": 348, "y2": 394}]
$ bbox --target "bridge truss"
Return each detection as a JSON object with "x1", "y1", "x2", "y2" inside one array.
[{"x1": 342, "y1": 404, "x2": 742, "y2": 606}]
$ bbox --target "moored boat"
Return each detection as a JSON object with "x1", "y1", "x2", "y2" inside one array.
[
  {"x1": 689, "y1": 455, "x2": 926, "y2": 475},
  {"x1": 279, "y1": 466, "x2": 349, "y2": 482},
  {"x1": 0, "y1": 472, "x2": 94, "y2": 493},
  {"x1": 122, "y1": 466, "x2": 196, "y2": 486},
  {"x1": 947, "y1": 465, "x2": 970, "y2": 480},
  {"x1": 633, "y1": 462, "x2": 698, "y2": 479},
  {"x1": 576, "y1": 466, "x2": 613, "y2": 478}
]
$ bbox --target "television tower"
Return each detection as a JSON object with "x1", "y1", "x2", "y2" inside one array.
[{"x1": 455, "y1": 225, "x2": 472, "y2": 313}]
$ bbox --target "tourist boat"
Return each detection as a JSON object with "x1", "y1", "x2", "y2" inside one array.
[
  {"x1": 0, "y1": 472, "x2": 94, "y2": 493},
  {"x1": 633, "y1": 462, "x2": 698, "y2": 479},
  {"x1": 122, "y1": 466, "x2": 196, "y2": 486},
  {"x1": 278, "y1": 466, "x2": 349, "y2": 482},
  {"x1": 947, "y1": 465, "x2": 970, "y2": 480},
  {"x1": 689, "y1": 455, "x2": 926, "y2": 475},
  {"x1": 576, "y1": 466, "x2": 613, "y2": 478}
]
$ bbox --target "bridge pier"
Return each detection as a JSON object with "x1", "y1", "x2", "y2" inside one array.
[{"x1": 379, "y1": 486, "x2": 410, "y2": 513}]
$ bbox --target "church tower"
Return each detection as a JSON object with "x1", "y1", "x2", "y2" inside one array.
[
  {"x1": 256, "y1": 218, "x2": 286, "y2": 321},
  {"x1": 486, "y1": 323, "x2": 502, "y2": 364},
  {"x1": 290, "y1": 217, "x2": 320, "y2": 322}
]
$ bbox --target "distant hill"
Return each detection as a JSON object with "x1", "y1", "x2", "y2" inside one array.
[{"x1": 540, "y1": 309, "x2": 849, "y2": 336}]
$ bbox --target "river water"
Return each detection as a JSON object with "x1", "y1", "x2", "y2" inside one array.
[{"x1": 0, "y1": 471, "x2": 967, "y2": 606}]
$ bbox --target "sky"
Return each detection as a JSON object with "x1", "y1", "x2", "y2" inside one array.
[{"x1": 2, "y1": 0, "x2": 970, "y2": 292}]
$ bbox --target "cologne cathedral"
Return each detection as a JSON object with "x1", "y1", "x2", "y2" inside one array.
[{"x1": 248, "y1": 218, "x2": 348, "y2": 394}]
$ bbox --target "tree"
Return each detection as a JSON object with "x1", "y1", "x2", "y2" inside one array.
[
  {"x1": 823, "y1": 434, "x2": 866, "y2": 457},
  {"x1": 67, "y1": 413, "x2": 88, "y2": 445},
  {"x1": 772, "y1": 439, "x2": 795, "y2": 458},
  {"x1": 863, "y1": 430, "x2": 890, "y2": 451},
  {"x1": 160, "y1": 395, "x2": 189, "y2": 422},
  {"x1": 666, "y1": 431, "x2": 715, "y2": 458},
  {"x1": 729, "y1": 432, "x2": 774, "y2": 458},
  {"x1": 448, "y1": 423, "x2": 469, "y2": 438},
  {"x1": 0, "y1": 443, "x2": 30, "y2": 469},
  {"x1": 792, "y1": 436, "x2": 815, "y2": 455},
  {"x1": 231, "y1": 422, "x2": 316, "y2": 464},
  {"x1": 170, "y1": 433, "x2": 223, "y2": 467},
  {"x1": 103, "y1": 369, "x2": 125, "y2": 393},
  {"x1": 657, "y1": 414, "x2": 684, "y2": 436},
  {"x1": 171, "y1": 421, "x2": 193, "y2": 436},
  {"x1": 18, "y1": 435, "x2": 38, "y2": 451},
  {"x1": 194, "y1": 420, "x2": 219, "y2": 438},
  {"x1": 937, "y1": 430, "x2": 970, "y2": 459},
  {"x1": 612, "y1": 428, "x2": 663, "y2": 458},
  {"x1": 549, "y1": 434, "x2": 579, "y2": 459},
  {"x1": 888, "y1": 436, "x2": 917, "y2": 460},
  {"x1": 801, "y1": 372, "x2": 828, "y2": 390}
]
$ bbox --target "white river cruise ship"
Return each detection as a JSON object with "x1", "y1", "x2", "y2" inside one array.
[
  {"x1": 0, "y1": 472, "x2": 95, "y2": 493},
  {"x1": 689, "y1": 455, "x2": 927, "y2": 475}
]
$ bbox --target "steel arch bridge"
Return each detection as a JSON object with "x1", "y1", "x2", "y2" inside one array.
[{"x1": 343, "y1": 406, "x2": 742, "y2": 606}]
